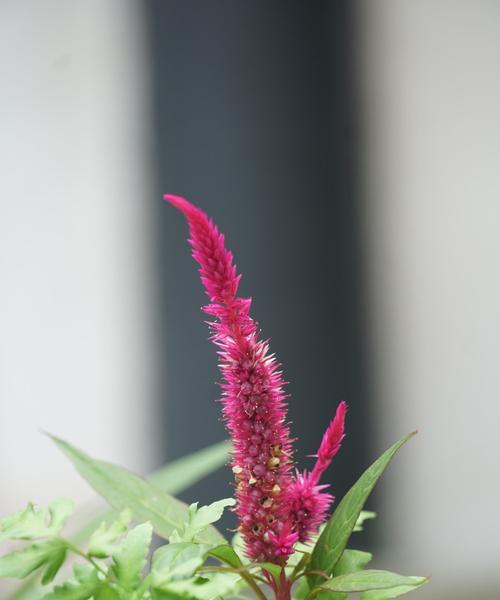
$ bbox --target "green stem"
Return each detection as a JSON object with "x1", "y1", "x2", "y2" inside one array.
[
  {"x1": 64, "y1": 541, "x2": 107, "y2": 578},
  {"x1": 208, "y1": 556, "x2": 268, "y2": 600}
]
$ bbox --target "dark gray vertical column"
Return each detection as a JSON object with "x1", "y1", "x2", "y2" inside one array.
[{"x1": 145, "y1": 0, "x2": 371, "y2": 535}]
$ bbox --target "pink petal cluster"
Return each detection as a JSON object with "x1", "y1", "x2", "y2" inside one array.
[{"x1": 165, "y1": 195, "x2": 346, "y2": 563}]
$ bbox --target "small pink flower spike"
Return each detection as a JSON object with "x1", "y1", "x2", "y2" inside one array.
[
  {"x1": 286, "y1": 401, "x2": 347, "y2": 542},
  {"x1": 310, "y1": 400, "x2": 347, "y2": 485},
  {"x1": 165, "y1": 194, "x2": 296, "y2": 563}
]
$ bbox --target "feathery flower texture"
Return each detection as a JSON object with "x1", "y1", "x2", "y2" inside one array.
[{"x1": 165, "y1": 195, "x2": 346, "y2": 564}]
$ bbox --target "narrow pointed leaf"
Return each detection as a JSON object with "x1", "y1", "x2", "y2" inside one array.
[
  {"x1": 49, "y1": 434, "x2": 224, "y2": 544},
  {"x1": 360, "y1": 581, "x2": 429, "y2": 599},
  {"x1": 308, "y1": 432, "x2": 416, "y2": 589},
  {"x1": 207, "y1": 545, "x2": 243, "y2": 569},
  {"x1": 148, "y1": 442, "x2": 230, "y2": 495},
  {"x1": 334, "y1": 549, "x2": 372, "y2": 576},
  {"x1": 320, "y1": 549, "x2": 374, "y2": 600},
  {"x1": 317, "y1": 570, "x2": 427, "y2": 594}
]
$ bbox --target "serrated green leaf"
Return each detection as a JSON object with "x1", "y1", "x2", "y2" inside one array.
[
  {"x1": 0, "y1": 540, "x2": 66, "y2": 579},
  {"x1": 308, "y1": 432, "x2": 416, "y2": 589},
  {"x1": 49, "y1": 434, "x2": 224, "y2": 545},
  {"x1": 7, "y1": 441, "x2": 229, "y2": 600},
  {"x1": 151, "y1": 582, "x2": 199, "y2": 600},
  {"x1": 353, "y1": 511, "x2": 377, "y2": 532},
  {"x1": 0, "y1": 499, "x2": 73, "y2": 542},
  {"x1": 360, "y1": 581, "x2": 428, "y2": 599},
  {"x1": 40, "y1": 546, "x2": 67, "y2": 585},
  {"x1": 316, "y1": 570, "x2": 427, "y2": 594},
  {"x1": 178, "y1": 499, "x2": 235, "y2": 542},
  {"x1": 88, "y1": 510, "x2": 131, "y2": 558},
  {"x1": 152, "y1": 543, "x2": 210, "y2": 587},
  {"x1": 152, "y1": 571, "x2": 242, "y2": 600},
  {"x1": 95, "y1": 586, "x2": 121, "y2": 600},
  {"x1": 40, "y1": 564, "x2": 101, "y2": 599},
  {"x1": 112, "y1": 522, "x2": 153, "y2": 590}
]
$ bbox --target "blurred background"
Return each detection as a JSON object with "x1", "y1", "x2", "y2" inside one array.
[{"x1": 1, "y1": 1, "x2": 499, "y2": 598}]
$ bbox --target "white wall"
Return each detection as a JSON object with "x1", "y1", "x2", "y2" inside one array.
[
  {"x1": 0, "y1": 0, "x2": 158, "y2": 520},
  {"x1": 358, "y1": 1, "x2": 500, "y2": 598}
]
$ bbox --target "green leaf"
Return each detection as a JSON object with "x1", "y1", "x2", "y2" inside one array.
[
  {"x1": 152, "y1": 590, "x2": 193, "y2": 600},
  {"x1": 177, "y1": 499, "x2": 235, "y2": 542},
  {"x1": 152, "y1": 572, "x2": 242, "y2": 600},
  {"x1": 360, "y1": 582, "x2": 428, "y2": 599},
  {"x1": 185, "y1": 572, "x2": 243, "y2": 600},
  {"x1": 7, "y1": 441, "x2": 229, "y2": 600},
  {"x1": 317, "y1": 549, "x2": 373, "y2": 600},
  {"x1": 148, "y1": 442, "x2": 230, "y2": 496},
  {"x1": 207, "y1": 545, "x2": 243, "y2": 569},
  {"x1": 77, "y1": 441, "x2": 230, "y2": 550},
  {"x1": 258, "y1": 562, "x2": 282, "y2": 585},
  {"x1": 290, "y1": 551, "x2": 311, "y2": 578},
  {"x1": 88, "y1": 510, "x2": 131, "y2": 558},
  {"x1": 111, "y1": 522, "x2": 153, "y2": 590},
  {"x1": 308, "y1": 432, "x2": 416, "y2": 589},
  {"x1": 95, "y1": 587, "x2": 121, "y2": 600},
  {"x1": 49, "y1": 434, "x2": 224, "y2": 545},
  {"x1": 230, "y1": 532, "x2": 249, "y2": 566},
  {"x1": 286, "y1": 523, "x2": 325, "y2": 570},
  {"x1": 152, "y1": 543, "x2": 210, "y2": 587},
  {"x1": 0, "y1": 499, "x2": 73, "y2": 542},
  {"x1": 316, "y1": 570, "x2": 427, "y2": 594},
  {"x1": 297, "y1": 549, "x2": 371, "y2": 600},
  {"x1": 40, "y1": 546, "x2": 67, "y2": 585},
  {"x1": 353, "y1": 511, "x2": 377, "y2": 532},
  {"x1": 0, "y1": 540, "x2": 67, "y2": 579},
  {"x1": 334, "y1": 549, "x2": 372, "y2": 576},
  {"x1": 295, "y1": 577, "x2": 310, "y2": 600},
  {"x1": 40, "y1": 564, "x2": 101, "y2": 599}
]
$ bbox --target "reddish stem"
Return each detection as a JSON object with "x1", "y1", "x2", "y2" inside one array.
[{"x1": 265, "y1": 569, "x2": 292, "y2": 600}]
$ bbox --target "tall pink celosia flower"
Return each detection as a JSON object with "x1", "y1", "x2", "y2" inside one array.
[{"x1": 165, "y1": 194, "x2": 346, "y2": 563}]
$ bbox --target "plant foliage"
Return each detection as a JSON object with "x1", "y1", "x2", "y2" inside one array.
[{"x1": 1, "y1": 434, "x2": 427, "y2": 599}]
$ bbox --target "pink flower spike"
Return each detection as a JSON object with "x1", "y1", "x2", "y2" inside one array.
[
  {"x1": 284, "y1": 401, "x2": 347, "y2": 542},
  {"x1": 310, "y1": 401, "x2": 347, "y2": 485},
  {"x1": 166, "y1": 195, "x2": 295, "y2": 563},
  {"x1": 267, "y1": 521, "x2": 299, "y2": 557}
]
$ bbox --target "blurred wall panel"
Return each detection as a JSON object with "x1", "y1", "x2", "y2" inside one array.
[
  {"x1": 358, "y1": 1, "x2": 500, "y2": 597},
  {"x1": 0, "y1": 0, "x2": 157, "y2": 518},
  {"x1": 147, "y1": 1, "x2": 372, "y2": 524}
]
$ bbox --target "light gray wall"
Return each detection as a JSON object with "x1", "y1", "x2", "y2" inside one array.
[
  {"x1": 358, "y1": 1, "x2": 500, "y2": 597},
  {"x1": 0, "y1": 0, "x2": 157, "y2": 517}
]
